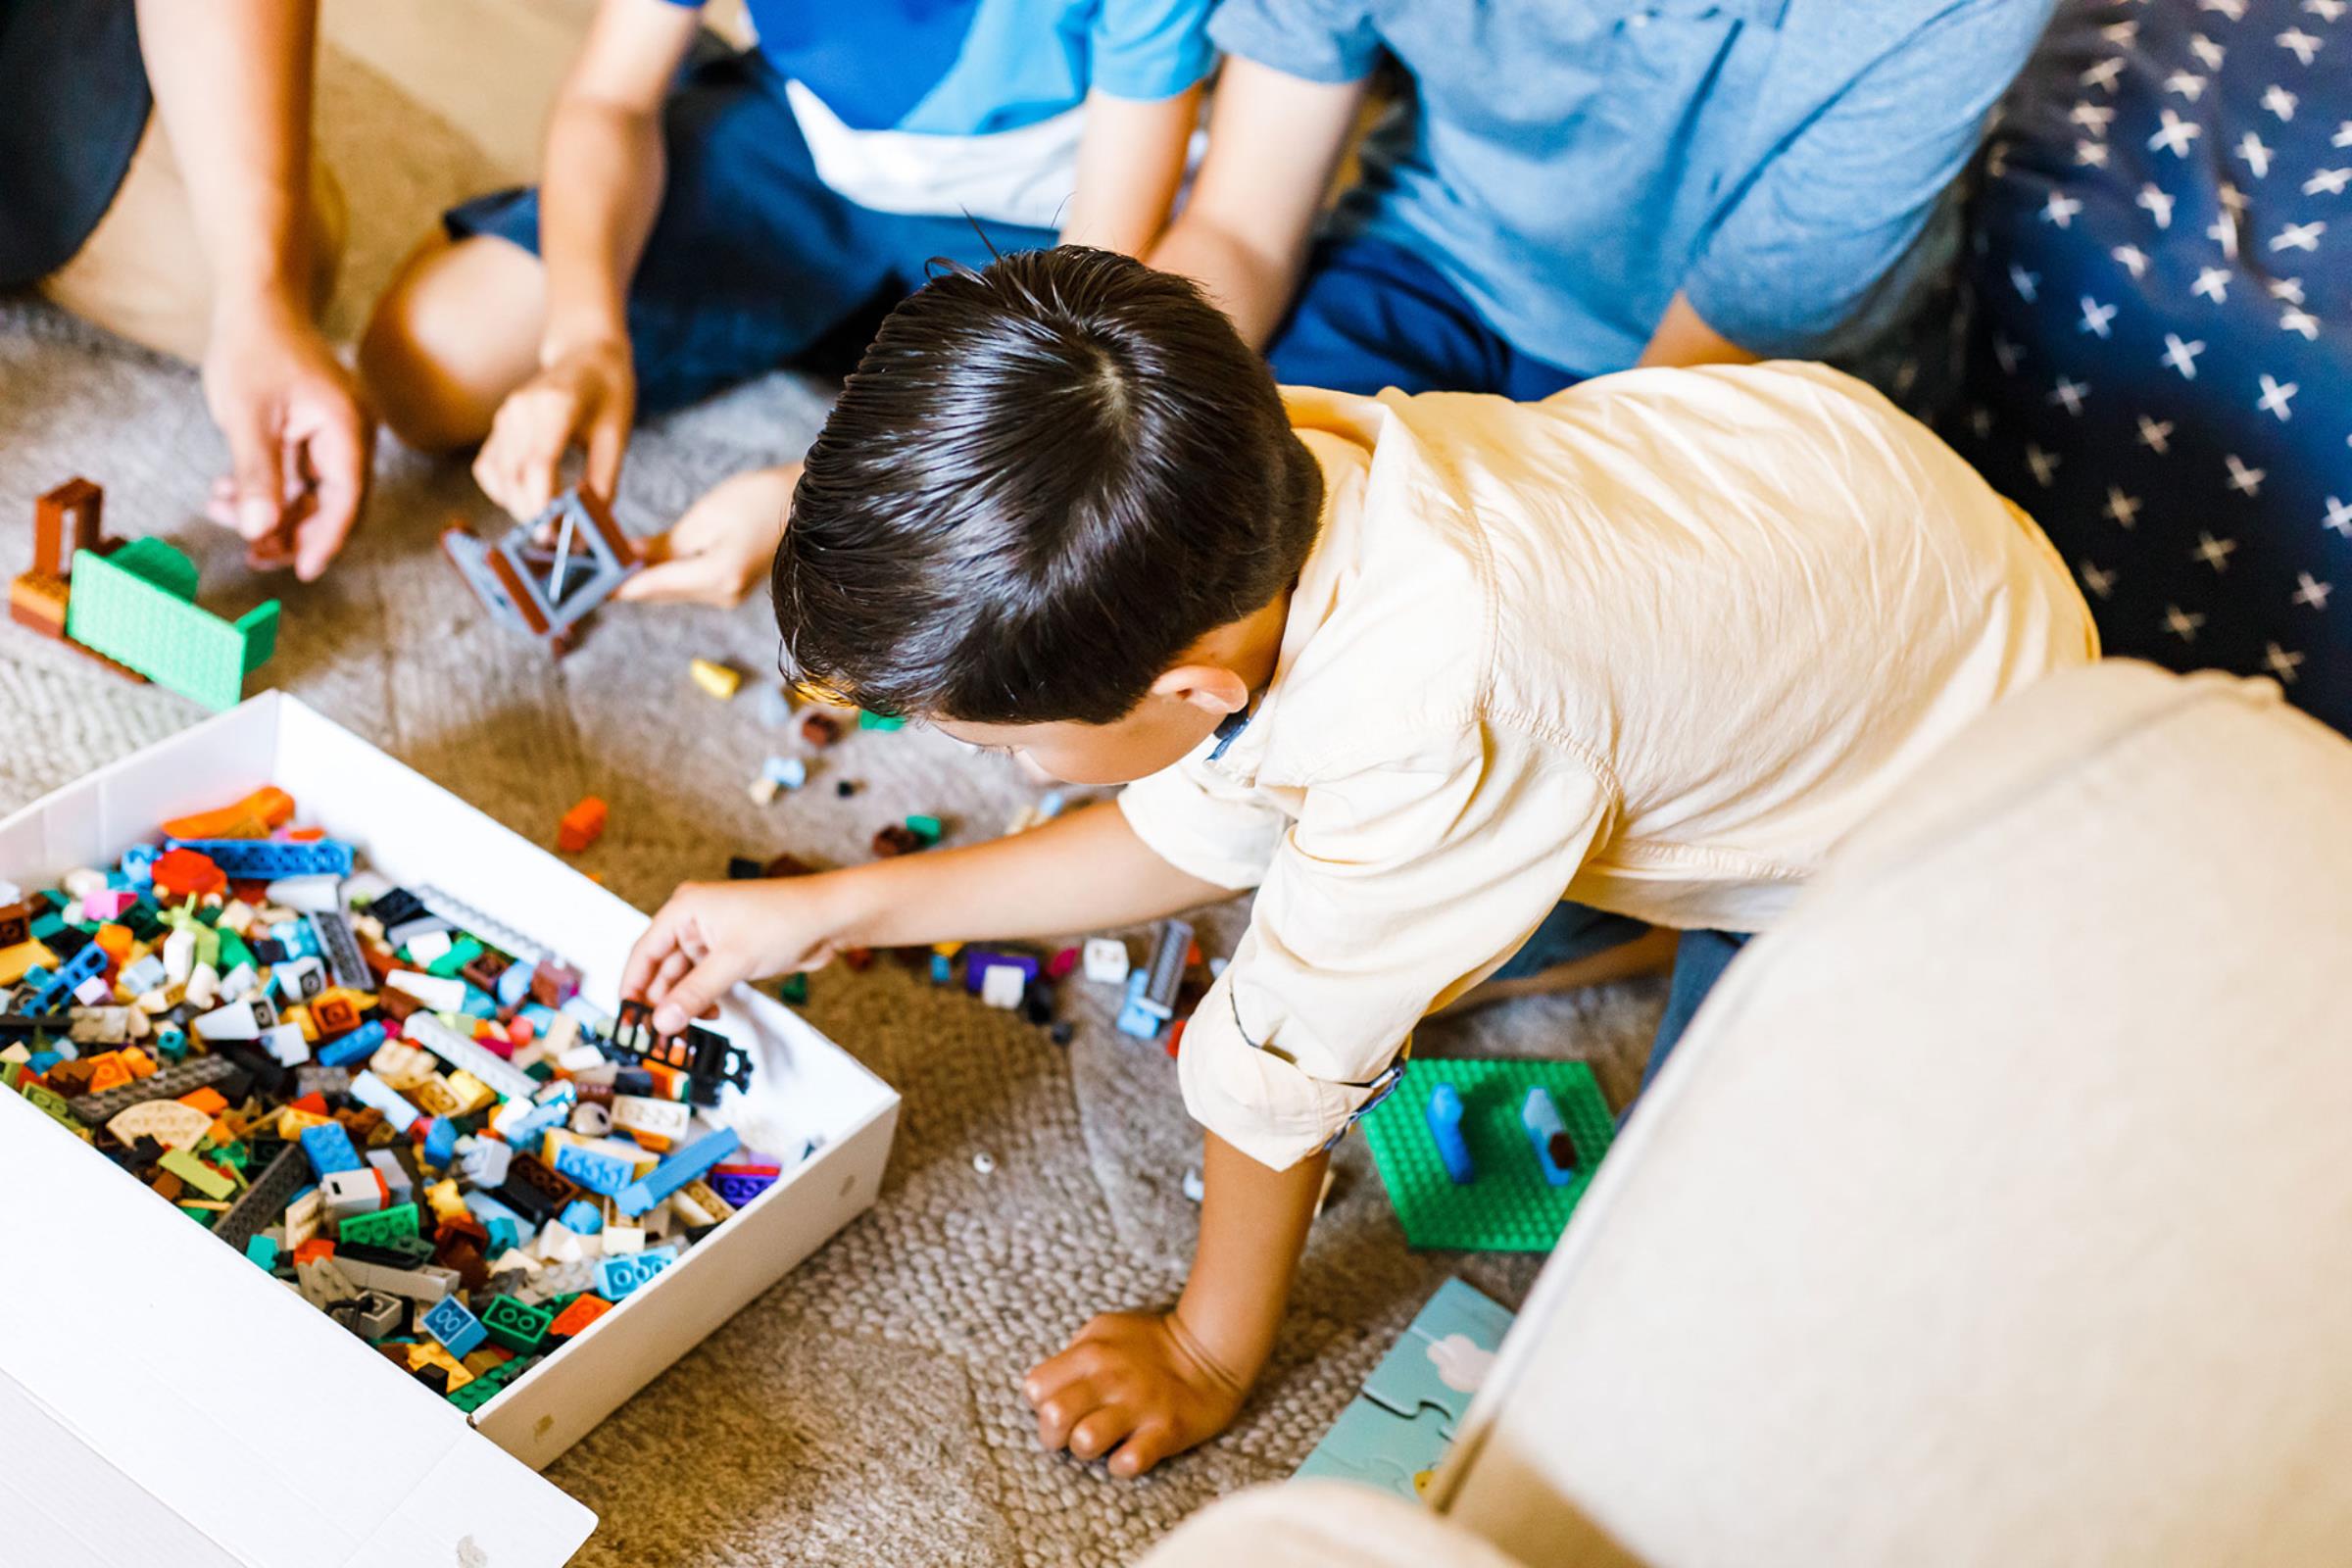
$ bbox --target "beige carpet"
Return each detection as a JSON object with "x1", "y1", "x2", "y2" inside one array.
[{"x1": 0, "y1": 50, "x2": 1664, "y2": 1567}]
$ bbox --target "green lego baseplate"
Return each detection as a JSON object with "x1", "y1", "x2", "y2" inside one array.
[
  {"x1": 65, "y1": 538, "x2": 278, "y2": 711},
  {"x1": 1361, "y1": 1056, "x2": 1616, "y2": 1251}
]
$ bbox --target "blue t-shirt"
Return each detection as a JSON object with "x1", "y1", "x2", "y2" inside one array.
[
  {"x1": 666, "y1": 0, "x2": 1214, "y2": 225},
  {"x1": 1212, "y1": 0, "x2": 2056, "y2": 376}
]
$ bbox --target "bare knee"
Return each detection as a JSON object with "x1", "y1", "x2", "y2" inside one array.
[{"x1": 360, "y1": 233, "x2": 546, "y2": 453}]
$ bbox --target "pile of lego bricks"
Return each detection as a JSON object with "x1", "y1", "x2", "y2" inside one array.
[{"x1": 0, "y1": 785, "x2": 796, "y2": 1411}]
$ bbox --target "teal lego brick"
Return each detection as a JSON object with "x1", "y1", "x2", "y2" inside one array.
[
  {"x1": 1361, "y1": 1057, "x2": 1616, "y2": 1251},
  {"x1": 65, "y1": 539, "x2": 278, "y2": 710}
]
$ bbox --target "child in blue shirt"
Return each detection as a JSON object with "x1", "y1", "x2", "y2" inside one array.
[
  {"x1": 359, "y1": 0, "x2": 1212, "y2": 603},
  {"x1": 1151, "y1": 0, "x2": 2054, "y2": 401}
]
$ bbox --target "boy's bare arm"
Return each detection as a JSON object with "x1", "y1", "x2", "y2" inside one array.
[
  {"x1": 1025, "y1": 1129, "x2": 1329, "y2": 1476},
  {"x1": 1062, "y1": 85, "x2": 1207, "y2": 258},
  {"x1": 625, "y1": 801, "x2": 1234, "y2": 1031},
  {"x1": 1147, "y1": 58, "x2": 1367, "y2": 347},
  {"x1": 473, "y1": 0, "x2": 697, "y2": 520}
]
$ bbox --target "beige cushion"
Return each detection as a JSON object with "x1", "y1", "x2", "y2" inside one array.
[
  {"x1": 1138, "y1": 1482, "x2": 1535, "y2": 1568},
  {"x1": 1438, "y1": 662, "x2": 2352, "y2": 1567}
]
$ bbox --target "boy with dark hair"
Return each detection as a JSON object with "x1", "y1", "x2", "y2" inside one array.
[{"x1": 623, "y1": 248, "x2": 2096, "y2": 1476}]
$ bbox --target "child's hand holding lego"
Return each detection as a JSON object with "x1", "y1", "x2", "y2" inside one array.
[
  {"x1": 615, "y1": 465, "x2": 799, "y2": 608},
  {"x1": 621, "y1": 877, "x2": 844, "y2": 1034},
  {"x1": 474, "y1": 337, "x2": 636, "y2": 525}
]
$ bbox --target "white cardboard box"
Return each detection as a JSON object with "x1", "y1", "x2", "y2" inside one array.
[{"x1": 0, "y1": 693, "x2": 901, "y2": 1566}]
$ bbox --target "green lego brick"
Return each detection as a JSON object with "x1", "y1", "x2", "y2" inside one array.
[
  {"x1": 1360, "y1": 1057, "x2": 1616, "y2": 1251},
  {"x1": 480, "y1": 1294, "x2": 553, "y2": 1353},
  {"x1": 858, "y1": 710, "x2": 906, "y2": 730},
  {"x1": 778, "y1": 973, "x2": 808, "y2": 1004},
  {"x1": 65, "y1": 539, "x2": 278, "y2": 710},
  {"x1": 338, "y1": 1200, "x2": 422, "y2": 1249},
  {"x1": 424, "y1": 936, "x2": 484, "y2": 978}
]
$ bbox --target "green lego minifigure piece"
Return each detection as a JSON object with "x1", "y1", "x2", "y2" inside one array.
[{"x1": 1360, "y1": 1057, "x2": 1617, "y2": 1251}]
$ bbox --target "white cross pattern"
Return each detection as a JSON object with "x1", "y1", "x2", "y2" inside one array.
[
  {"x1": 2050, "y1": 376, "x2": 2090, "y2": 416},
  {"x1": 2081, "y1": 296, "x2": 2119, "y2": 336},
  {"x1": 2106, "y1": 487, "x2": 2143, "y2": 527},
  {"x1": 2139, "y1": 415, "x2": 2177, "y2": 454},
  {"x1": 2238, "y1": 131, "x2": 2275, "y2": 176},
  {"x1": 2272, "y1": 220, "x2": 2327, "y2": 251},
  {"x1": 2306, "y1": 167, "x2": 2351, "y2": 195},
  {"x1": 2103, "y1": 19, "x2": 2139, "y2": 43},
  {"x1": 2166, "y1": 69, "x2": 2210, "y2": 100},
  {"x1": 2192, "y1": 33, "x2": 2228, "y2": 70},
  {"x1": 2337, "y1": 122, "x2": 2352, "y2": 150},
  {"x1": 2228, "y1": 454, "x2": 2268, "y2": 496},
  {"x1": 2027, "y1": 444, "x2": 2062, "y2": 487},
  {"x1": 2150, "y1": 109, "x2": 2204, "y2": 156},
  {"x1": 2282, "y1": 306, "x2": 2323, "y2": 338},
  {"x1": 2201, "y1": 0, "x2": 2247, "y2": 19},
  {"x1": 2163, "y1": 333, "x2": 2208, "y2": 377},
  {"x1": 2082, "y1": 56, "x2": 2128, "y2": 91},
  {"x1": 2209, "y1": 214, "x2": 2242, "y2": 258},
  {"x1": 2324, "y1": 497, "x2": 2352, "y2": 538},
  {"x1": 2278, "y1": 27, "x2": 2324, "y2": 65},
  {"x1": 2011, "y1": 264, "x2": 2041, "y2": 301},
  {"x1": 2193, "y1": 531, "x2": 2240, "y2": 570},
  {"x1": 2194, "y1": 266, "x2": 2233, "y2": 301},
  {"x1": 2079, "y1": 138, "x2": 2112, "y2": 168},
  {"x1": 2264, "y1": 643, "x2": 2306, "y2": 684},
  {"x1": 2309, "y1": 0, "x2": 2347, "y2": 20},
  {"x1": 2293, "y1": 572, "x2": 2333, "y2": 609},
  {"x1": 2163, "y1": 604, "x2": 2208, "y2": 642},
  {"x1": 2138, "y1": 184, "x2": 2178, "y2": 228},
  {"x1": 2043, "y1": 191, "x2": 2084, "y2": 227},
  {"x1": 2269, "y1": 276, "x2": 2307, "y2": 304},
  {"x1": 2264, "y1": 83, "x2": 2300, "y2": 121},
  {"x1": 2072, "y1": 100, "x2": 2119, "y2": 132},
  {"x1": 2114, "y1": 243, "x2": 2151, "y2": 276},
  {"x1": 2220, "y1": 180, "x2": 2248, "y2": 213},
  {"x1": 1994, "y1": 334, "x2": 2024, "y2": 374},
  {"x1": 2081, "y1": 562, "x2": 2120, "y2": 600},
  {"x1": 2258, "y1": 374, "x2": 2299, "y2": 419}
]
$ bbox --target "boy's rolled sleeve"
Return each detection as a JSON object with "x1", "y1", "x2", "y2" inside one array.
[
  {"x1": 1177, "y1": 726, "x2": 1611, "y2": 1170},
  {"x1": 1119, "y1": 748, "x2": 1292, "y2": 892},
  {"x1": 1206, "y1": 0, "x2": 1384, "y2": 86},
  {"x1": 1092, "y1": 0, "x2": 1220, "y2": 102},
  {"x1": 1683, "y1": 0, "x2": 2051, "y2": 356}
]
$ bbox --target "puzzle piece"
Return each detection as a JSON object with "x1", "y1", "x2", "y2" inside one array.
[
  {"x1": 1356, "y1": 1277, "x2": 1514, "y2": 1439},
  {"x1": 1292, "y1": 1396, "x2": 1451, "y2": 1501}
]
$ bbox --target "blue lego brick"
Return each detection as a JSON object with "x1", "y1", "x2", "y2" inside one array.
[
  {"x1": 420, "y1": 1295, "x2": 490, "y2": 1358},
  {"x1": 270, "y1": 919, "x2": 321, "y2": 960},
  {"x1": 1519, "y1": 1087, "x2": 1576, "y2": 1187},
  {"x1": 120, "y1": 845, "x2": 157, "y2": 887},
  {"x1": 559, "y1": 1199, "x2": 604, "y2": 1237},
  {"x1": 463, "y1": 1190, "x2": 526, "y2": 1254},
  {"x1": 962, "y1": 947, "x2": 1039, "y2": 996},
  {"x1": 1425, "y1": 1083, "x2": 1475, "y2": 1185},
  {"x1": 551, "y1": 1140, "x2": 637, "y2": 1199},
  {"x1": 316, "y1": 1018, "x2": 388, "y2": 1068},
  {"x1": 246, "y1": 1236, "x2": 281, "y2": 1270},
  {"x1": 497, "y1": 962, "x2": 536, "y2": 1009},
  {"x1": 594, "y1": 1244, "x2": 679, "y2": 1301},
  {"x1": 348, "y1": 1069, "x2": 422, "y2": 1133},
  {"x1": 421, "y1": 1116, "x2": 458, "y2": 1168},
  {"x1": 166, "y1": 838, "x2": 355, "y2": 879},
  {"x1": 22, "y1": 942, "x2": 108, "y2": 1014},
  {"x1": 1114, "y1": 969, "x2": 1163, "y2": 1040},
  {"x1": 300, "y1": 1121, "x2": 365, "y2": 1180},
  {"x1": 613, "y1": 1128, "x2": 739, "y2": 1218}
]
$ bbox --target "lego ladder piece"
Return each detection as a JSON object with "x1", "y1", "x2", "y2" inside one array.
[
  {"x1": 65, "y1": 537, "x2": 278, "y2": 710},
  {"x1": 9, "y1": 478, "x2": 147, "y2": 683}
]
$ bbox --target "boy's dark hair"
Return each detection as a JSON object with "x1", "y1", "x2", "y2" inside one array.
[{"x1": 773, "y1": 246, "x2": 1323, "y2": 725}]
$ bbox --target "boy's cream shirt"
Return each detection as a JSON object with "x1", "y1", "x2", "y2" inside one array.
[{"x1": 1120, "y1": 363, "x2": 2098, "y2": 1171}]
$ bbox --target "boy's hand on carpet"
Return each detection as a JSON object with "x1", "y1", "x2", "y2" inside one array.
[
  {"x1": 622, "y1": 877, "x2": 845, "y2": 1034},
  {"x1": 617, "y1": 465, "x2": 800, "y2": 607},
  {"x1": 475, "y1": 337, "x2": 635, "y2": 525},
  {"x1": 1024, "y1": 1308, "x2": 1251, "y2": 1478}
]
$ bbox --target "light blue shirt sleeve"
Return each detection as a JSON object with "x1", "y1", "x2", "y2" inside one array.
[
  {"x1": 1207, "y1": 0, "x2": 1384, "y2": 86},
  {"x1": 1092, "y1": 0, "x2": 1221, "y2": 101},
  {"x1": 1684, "y1": 0, "x2": 2053, "y2": 356}
]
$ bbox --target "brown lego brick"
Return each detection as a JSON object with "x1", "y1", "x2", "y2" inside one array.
[{"x1": 10, "y1": 571, "x2": 68, "y2": 635}]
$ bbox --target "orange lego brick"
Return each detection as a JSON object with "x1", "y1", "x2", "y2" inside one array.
[
  {"x1": 178, "y1": 1087, "x2": 229, "y2": 1116},
  {"x1": 95, "y1": 922, "x2": 132, "y2": 962},
  {"x1": 292, "y1": 1237, "x2": 337, "y2": 1265},
  {"x1": 82, "y1": 1054, "x2": 132, "y2": 1096},
  {"x1": 548, "y1": 1294, "x2": 614, "y2": 1339},
  {"x1": 557, "y1": 796, "x2": 608, "y2": 854},
  {"x1": 161, "y1": 785, "x2": 295, "y2": 842},
  {"x1": 152, "y1": 846, "x2": 226, "y2": 902}
]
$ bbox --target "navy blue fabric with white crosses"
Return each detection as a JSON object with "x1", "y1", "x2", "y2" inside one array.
[{"x1": 1945, "y1": 0, "x2": 2351, "y2": 731}]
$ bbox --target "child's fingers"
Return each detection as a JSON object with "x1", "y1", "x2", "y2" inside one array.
[
  {"x1": 612, "y1": 552, "x2": 744, "y2": 607},
  {"x1": 584, "y1": 408, "x2": 629, "y2": 505},
  {"x1": 618, "y1": 906, "x2": 684, "y2": 1001},
  {"x1": 646, "y1": 949, "x2": 694, "y2": 1011},
  {"x1": 649, "y1": 959, "x2": 734, "y2": 1036},
  {"x1": 1067, "y1": 1405, "x2": 1136, "y2": 1463},
  {"x1": 1031, "y1": 1379, "x2": 1101, "y2": 1450},
  {"x1": 1105, "y1": 1420, "x2": 1176, "y2": 1478}
]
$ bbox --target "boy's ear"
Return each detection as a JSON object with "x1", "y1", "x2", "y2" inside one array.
[{"x1": 1149, "y1": 662, "x2": 1250, "y2": 717}]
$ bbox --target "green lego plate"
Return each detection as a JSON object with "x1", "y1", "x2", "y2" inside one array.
[{"x1": 1361, "y1": 1057, "x2": 1616, "y2": 1251}]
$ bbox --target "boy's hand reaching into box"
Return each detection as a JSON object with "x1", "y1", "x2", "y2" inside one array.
[{"x1": 622, "y1": 877, "x2": 845, "y2": 1036}]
